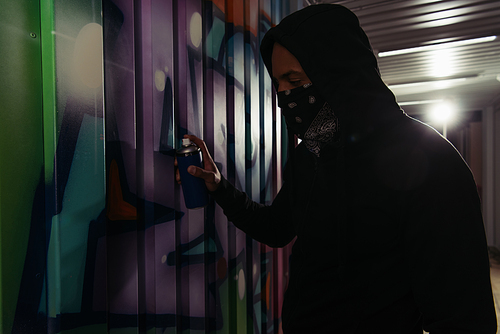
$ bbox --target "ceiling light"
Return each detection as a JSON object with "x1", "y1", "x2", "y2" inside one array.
[
  {"x1": 378, "y1": 36, "x2": 497, "y2": 57},
  {"x1": 398, "y1": 99, "x2": 443, "y2": 106},
  {"x1": 429, "y1": 100, "x2": 455, "y2": 138},
  {"x1": 430, "y1": 102, "x2": 454, "y2": 123}
]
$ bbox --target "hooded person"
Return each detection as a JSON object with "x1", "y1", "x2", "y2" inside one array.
[{"x1": 178, "y1": 4, "x2": 497, "y2": 334}]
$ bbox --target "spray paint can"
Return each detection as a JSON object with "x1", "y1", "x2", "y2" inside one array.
[{"x1": 176, "y1": 138, "x2": 208, "y2": 209}]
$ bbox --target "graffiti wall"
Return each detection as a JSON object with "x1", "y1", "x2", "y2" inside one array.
[{"x1": 1, "y1": 0, "x2": 294, "y2": 333}]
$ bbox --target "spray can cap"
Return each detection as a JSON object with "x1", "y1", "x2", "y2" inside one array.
[{"x1": 182, "y1": 138, "x2": 191, "y2": 146}]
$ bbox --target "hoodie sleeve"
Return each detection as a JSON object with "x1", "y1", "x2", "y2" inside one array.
[
  {"x1": 210, "y1": 175, "x2": 296, "y2": 248},
  {"x1": 403, "y1": 141, "x2": 497, "y2": 333}
]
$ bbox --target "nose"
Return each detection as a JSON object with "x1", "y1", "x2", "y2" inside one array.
[{"x1": 276, "y1": 81, "x2": 293, "y2": 93}]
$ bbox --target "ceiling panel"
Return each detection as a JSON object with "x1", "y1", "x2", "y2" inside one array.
[{"x1": 304, "y1": 0, "x2": 500, "y2": 121}]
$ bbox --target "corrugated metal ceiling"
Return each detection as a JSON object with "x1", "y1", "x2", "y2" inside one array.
[{"x1": 305, "y1": 0, "x2": 500, "y2": 123}]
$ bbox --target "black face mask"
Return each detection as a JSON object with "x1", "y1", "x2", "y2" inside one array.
[
  {"x1": 277, "y1": 83, "x2": 340, "y2": 156},
  {"x1": 277, "y1": 83, "x2": 327, "y2": 139}
]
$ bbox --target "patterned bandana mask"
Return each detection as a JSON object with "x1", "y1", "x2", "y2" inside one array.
[{"x1": 277, "y1": 83, "x2": 339, "y2": 157}]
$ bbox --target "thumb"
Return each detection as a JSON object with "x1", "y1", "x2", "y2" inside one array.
[
  {"x1": 187, "y1": 166, "x2": 197, "y2": 175},
  {"x1": 186, "y1": 164, "x2": 221, "y2": 192},
  {"x1": 187, "y1": 165, "x2": 211, "y2": 181}
]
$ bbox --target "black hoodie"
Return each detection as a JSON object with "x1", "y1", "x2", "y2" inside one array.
[{"x1": 212, "y1": 4, "x2": 496, "y2": 333}]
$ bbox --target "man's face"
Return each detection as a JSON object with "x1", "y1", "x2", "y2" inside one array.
[{"x1": 271, "y1": 43, "x2": 311, "y2": 92}]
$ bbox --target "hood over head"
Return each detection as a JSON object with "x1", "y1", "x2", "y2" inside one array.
[{"x1": 260, "y1": 4, "x2": 404, "y2": 145}]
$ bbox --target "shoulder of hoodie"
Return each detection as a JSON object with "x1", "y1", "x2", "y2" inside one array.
[{"x1": 392, "y1": 115, "x2": 473, "y2": 179}]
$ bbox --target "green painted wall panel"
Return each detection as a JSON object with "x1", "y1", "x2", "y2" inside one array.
[{"x1": 0, "y1": 0, "x2": 44, "y2": 333}]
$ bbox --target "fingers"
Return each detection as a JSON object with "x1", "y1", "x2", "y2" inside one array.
[
  {"x1": 179, "y1": 134, "x2": 221, "y2": 192},
  {"x1": 187, "y1": 165, "x2": 209, "y2": 180},
  {"x1": 184, "y1": 134, "x2": 203, "y2": 148},
  {"x1": 184, "y1": 134, "x2": 214, "y2": 167},
  {"x1": 183, "y1": 164, "x2": 220, "y2": 192}
]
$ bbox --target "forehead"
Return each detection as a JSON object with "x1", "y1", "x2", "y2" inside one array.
[{"x1": 271, "y1": 43, "x2": 306, "y2": 78}]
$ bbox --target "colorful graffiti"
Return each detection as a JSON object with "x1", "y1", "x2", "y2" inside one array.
[{"x1": 1, "y1": 0, "x2": 294, "y2": 333}]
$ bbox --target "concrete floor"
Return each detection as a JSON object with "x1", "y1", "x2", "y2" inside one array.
[{"x1": 489, "y1": 249, "x2": 500, "y2": 333}]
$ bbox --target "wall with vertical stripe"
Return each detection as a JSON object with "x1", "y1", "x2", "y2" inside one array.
[{"x1": 0, "y1": 0, "x2": 295, "y2": 333}]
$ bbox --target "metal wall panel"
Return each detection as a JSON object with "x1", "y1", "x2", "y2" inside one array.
[{"x1": 1, "y1": 0, "x2": 293, "y2": 333}]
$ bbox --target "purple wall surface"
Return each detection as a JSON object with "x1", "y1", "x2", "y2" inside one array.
[
  {"x1": 102, "y1": 0, "x2": 294, "y2": 332},
  {"x1": 2, "y1": 0, "x2": 294, "y2": 333}
]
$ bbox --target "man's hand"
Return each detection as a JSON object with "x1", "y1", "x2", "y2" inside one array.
[{"x1": 175, "y1": 134, "x2": 221, "y2": 192}]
